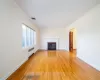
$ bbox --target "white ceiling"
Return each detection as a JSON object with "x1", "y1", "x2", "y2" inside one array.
[{"x1": 15, "y1": 0, "x2": 100, "y2": 28}]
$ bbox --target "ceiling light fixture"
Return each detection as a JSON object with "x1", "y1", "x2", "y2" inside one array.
[{"x1": 31, "y1": 17, "x2": 36, "y2": 20}]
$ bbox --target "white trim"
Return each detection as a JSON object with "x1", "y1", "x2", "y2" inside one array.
[{"x1": 1, "y1": 58, "x2": 28, "y2": 80}]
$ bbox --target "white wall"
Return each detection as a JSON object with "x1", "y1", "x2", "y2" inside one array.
[
  {"x1": 0, "y1": 0, "x2": 40, "y2": 79},
  {"x1": 40, "y1": 27, "x2": 68, "y2": 50},
  {"x1": 66, "y1": 4, "x2": 100, "y2": 71}
]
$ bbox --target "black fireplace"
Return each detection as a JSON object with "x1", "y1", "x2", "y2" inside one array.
[{"x1": 48, "y1": 42, "x2": 56, "y2": 50}]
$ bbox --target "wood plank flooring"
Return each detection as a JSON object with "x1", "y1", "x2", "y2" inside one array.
[{"x1": 7, "y1": 50, "x2": 100, "y2": 80}]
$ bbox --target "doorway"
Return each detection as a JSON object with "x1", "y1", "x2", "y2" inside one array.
[
  {"x1": 69, "y1": 28, "x2": 77, "y2": 53},
  {"x1": 69, "y1": 31, "x2": 73, "y2": 52}
]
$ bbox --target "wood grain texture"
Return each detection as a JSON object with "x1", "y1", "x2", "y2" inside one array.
[{"x1": 7, "y1": 50, "x2": 100, "y2": 80}]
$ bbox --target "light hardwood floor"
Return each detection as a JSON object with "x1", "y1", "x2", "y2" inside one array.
[{"x1": 7, "y1": 50, "x2": 100, "y2": 80}]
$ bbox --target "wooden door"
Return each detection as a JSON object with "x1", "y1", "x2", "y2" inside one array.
[{"x1": 69, "y1": 31, "x2": 73, "y2": 52}]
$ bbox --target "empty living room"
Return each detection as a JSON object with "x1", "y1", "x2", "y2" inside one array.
[{"x1": 1, "y1": 0, "x2": 100, "y2": 80}]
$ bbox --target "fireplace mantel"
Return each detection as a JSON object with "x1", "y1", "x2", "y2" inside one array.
[{"x1": 43, "y1": 38, "x2": 59, "y2": 50}]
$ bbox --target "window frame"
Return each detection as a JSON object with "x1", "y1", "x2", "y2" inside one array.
[{"x1": 22, "y1": 24, "x2": 36, "y2": 49}]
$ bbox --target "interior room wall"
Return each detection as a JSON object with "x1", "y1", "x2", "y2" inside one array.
[
  {"x1": 66, "y1": 4, "x2": 100, "y2": 71},
  {"x1": 0, "y1": 0, "x2": 40, "y2": 79},
  {"x1": 40, "y1": 27, "x2": 67, "y2": 50}
]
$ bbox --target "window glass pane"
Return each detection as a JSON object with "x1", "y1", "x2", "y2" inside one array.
[
  {"x1": 34, "y1": 31, "x2": 36, "y2": 45},
  {"x1": 29, "y1": 28, "x2": 31, "y2": 46},
  {"x1": 32, "y1": 30, "x2": 34, "y2": 45},
  {"x1": 22, "y1": 24, "x2": 26, "y2": 48},
  {"x1": 30, "y1": 29, "x2": 33, "y2": 46},
  {"x1": 26, "y1": 27, "x2": 30, "y2": 47}
]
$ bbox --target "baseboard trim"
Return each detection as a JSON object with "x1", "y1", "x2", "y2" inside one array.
[
  {"x1": 39, "y1": 49, "x2": 67, "y2": 51},
  {"x1": 77, "y1": 57, "x2": 100, "y2": 71},
  {"x1": 28, "y1": 50, "x2": 39, "y2": 59},
  {"x1": 2, "y1": 49, "x2": 40, "y2": 80},
  {"x1": 1, "y1": 58, "x2": 28, "y2": 80}
]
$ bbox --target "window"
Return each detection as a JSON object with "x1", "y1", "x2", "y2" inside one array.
[{"x1": 22, "y1": 24, "x2": 36, "y2": 48}]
